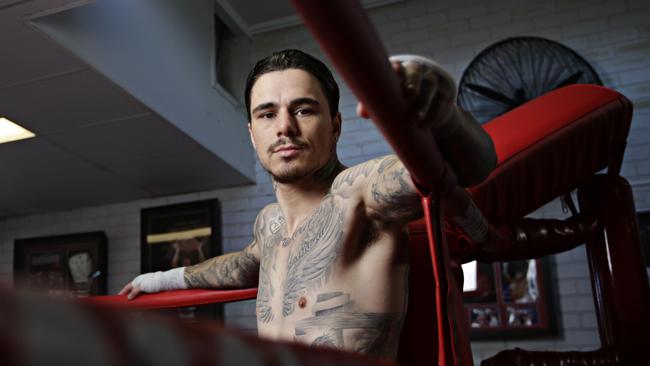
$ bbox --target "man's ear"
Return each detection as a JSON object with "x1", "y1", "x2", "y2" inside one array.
[
  {"x1": 333, "y1": 112, "x2": 342, "y2": 141},
  {"x1": 248, "y1": 123, "x2": 257, "y2": 150}
]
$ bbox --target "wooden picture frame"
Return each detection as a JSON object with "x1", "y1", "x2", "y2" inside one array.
[
  {"x1": 140, "y1": 199, "x2": 223, "y2": 321},
  {"x1": 14, "y1": 232, "x2": 108, "y2": 298},
  {"x1": 463, "y1": 257, "x2": 558, "y2": 339}
]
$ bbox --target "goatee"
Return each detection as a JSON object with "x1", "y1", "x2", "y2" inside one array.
[{"x1": 265, "y1": 155, "x2": 343, "y2": 184}]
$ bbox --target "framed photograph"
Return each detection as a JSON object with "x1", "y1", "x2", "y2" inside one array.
[
  {"x1": 462, "y1": 257, "x2": 558, "y2": 339},
  {"x1": 14, "y1": 232, "x2": 107, "y2": 298},
  {"x1": 141, "y1": 199, "x2": 222, "y2": 321}
]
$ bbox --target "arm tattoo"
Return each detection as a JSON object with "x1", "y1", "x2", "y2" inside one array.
[
  {"x1": 294, "y1": 291, "x2": 405, "y2": 359},
  {"x1": 283, "y1": 196, "x2": 344, "y2": 317},
  {"x1": 369, "y1": 156, "x2": 422, "y2": 225},
  {"x1": 257, "y1": 265, "x2": 274, "y2": 323},
  {"x1": 257, "y1": 205, "x2": 284, "y2": 323},
  {"x1": 183, "y1": 207, "x2": 267, "y2": 289},
  {"x1": 331, "y1": 160, "x2": 377, "y2": 196},
  {"x1": 183, "y1": 247, "x2": 259, "y2": 289}
]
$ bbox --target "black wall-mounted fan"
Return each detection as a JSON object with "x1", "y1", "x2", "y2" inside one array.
[{"x1": 457, "y1": 36, "x2": 602, "y2": 124}]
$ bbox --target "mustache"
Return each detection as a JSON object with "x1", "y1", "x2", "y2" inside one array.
[{"x1": 267, "y1": 138, "x2": 309, "y2": 154}]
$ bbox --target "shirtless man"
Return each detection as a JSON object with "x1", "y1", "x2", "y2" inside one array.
[{"x1": 120, "y1": 49, "x2": 495, "y2": 359}]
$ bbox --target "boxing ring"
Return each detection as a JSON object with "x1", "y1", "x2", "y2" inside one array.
[{"x1": 8, "y1": 0, "x2": 649, "y2": 365}]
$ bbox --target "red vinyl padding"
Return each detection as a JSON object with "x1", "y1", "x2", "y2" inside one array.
[
  {"x1": 469, "y1": 84, "x2": 632, "y2": 225},
  {"x1": 484, "y1": 84, "x2": 625, "y2": 165},
  {"x1": 86, "y1": 288, "x2": 257, "y2": 309}
]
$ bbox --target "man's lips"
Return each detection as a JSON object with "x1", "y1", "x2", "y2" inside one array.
[
  {"x1": 273, "y1": 145, "x2": 301, "y2": 152},
  {"x1": 272, "y1": 145, "x2": 303, "y2": 157}
]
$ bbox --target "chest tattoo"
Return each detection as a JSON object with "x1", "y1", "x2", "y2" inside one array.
[
  {"x1": 257, "y1": 197, "x2": 345, "y2": 322},
  {"x1": 282, "y1": 196, "x2": 344, "y2": 317},
  {"x1": 257, "y1": 210, "x2": 283, "y2": 323},
  {"x1": 294, "y1": 291, "x2": 404, "y2": 359},
  {"x1": 269, "y1": 216, "x2": 284, "y2": 235}
]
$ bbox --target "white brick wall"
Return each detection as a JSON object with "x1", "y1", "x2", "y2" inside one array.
[{"x1": 1, "y1": 0, "x2": 649, "y2": 362}]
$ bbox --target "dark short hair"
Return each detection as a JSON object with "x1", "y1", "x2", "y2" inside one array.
[{"x1": 244, "y1": 49, "x2": 339, "y2": 120}]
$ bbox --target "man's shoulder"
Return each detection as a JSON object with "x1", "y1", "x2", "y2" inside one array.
[
  {"x1": 259, "y1": 202, "x2": 282, "y2": 217},
  {"x1": 253, "y1": 203, "x2": 283, "y2": 238},
  {"x1": 331, "y1": 155, "x2": 394, "y2": 195}
]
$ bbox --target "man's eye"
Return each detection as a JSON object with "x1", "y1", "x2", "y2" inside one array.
[
  {"x1": 259, "y1": 112, "x2": 276, "y2": 119},
  {"x1": 295, "y1": 108, "x2": 314, "y2": 116}
]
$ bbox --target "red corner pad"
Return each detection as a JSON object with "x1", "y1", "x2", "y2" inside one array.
[{"x1": 484, "y1": 84, "x2": 623, "y2": 165}]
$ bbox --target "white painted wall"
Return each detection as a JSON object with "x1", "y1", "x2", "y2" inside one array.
[{"x1": 1, "y1": 0, "x2": 649, "y2": 363}]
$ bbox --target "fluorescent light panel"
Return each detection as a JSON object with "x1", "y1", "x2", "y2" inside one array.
[{"x1": 0, "y1": 117, "x2": 36, "y2": 144}]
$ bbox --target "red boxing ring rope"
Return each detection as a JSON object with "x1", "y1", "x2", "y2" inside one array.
[{"x1": 86, "y1": 288, "x2": 257, "y2": 309}]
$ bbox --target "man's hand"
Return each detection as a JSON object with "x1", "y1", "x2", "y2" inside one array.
[
  {"x1": 118, "y1": 281, "x2": 142, "y2": 300},
  {"x1": 356, "y1": 55, "x2": 457, "y2": 129},
  {"x1": 118, "y1": 267, "x2": 187, "y2": 300},
  {"x1": 357, "y1": 54, "x2": 496, "y2": 187}
]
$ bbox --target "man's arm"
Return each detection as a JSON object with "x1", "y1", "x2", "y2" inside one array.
[
  {"x1": 119, "y1": 211, "x2": 264, "y2": 299},
  {"x1": 342, "y1": 56, "x2": 497, "y2": 226},
  {"x1": 331, "y1": 155, "x2": 421, "y2": 228},
  {"x1": 357, "y1": 55, "x2": 496, "y2": 188},
  {"x1": 366, "y1": 155, "x2": 422, "y2": 224},
  {"x1": 183, "y1": 206, "x2": 271, "y2": 288},
  {"x1": 391, "y1": 55, "x2": 496, "y2": 187},
  {"x1": 183, "y1": 241, "x2": 260, "y2": 289}
]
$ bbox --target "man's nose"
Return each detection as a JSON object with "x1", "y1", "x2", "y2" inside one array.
[{"x1": 277, "y1": 110, "x2": 298, "y2": 137}]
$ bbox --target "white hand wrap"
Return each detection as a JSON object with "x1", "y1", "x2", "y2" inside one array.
[
  {"x1": 132, "y1": 267, "x2": 187, "y2": 293},
  {"x1": 389, "y1": 54, "x2": 457, "y2": 103}
]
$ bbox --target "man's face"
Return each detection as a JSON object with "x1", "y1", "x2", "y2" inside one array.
[{"x1": 248, "y1": 68, "x2": 340, "y2": 184}]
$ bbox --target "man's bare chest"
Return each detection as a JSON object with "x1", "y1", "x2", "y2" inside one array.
[{"x1": 256, "y1": 196, "x2": 347, "y2": 324}]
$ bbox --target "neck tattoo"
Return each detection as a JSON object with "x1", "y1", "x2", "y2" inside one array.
[{"x1": 312, "y1": 156, "x2": 345, "y2": 185}]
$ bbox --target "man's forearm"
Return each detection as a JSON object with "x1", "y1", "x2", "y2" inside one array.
[
  {"x1": 388, "y1": 55, "x2": 496, "y2": 188},
  {"x1": 434, "y1": 107, "x2": 496, "y2": 187},
  {"x1": 183, "y1": 250, "x2": 260, "y2": 289}
]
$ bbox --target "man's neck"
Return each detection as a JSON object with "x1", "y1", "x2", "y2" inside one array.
[{"x1": 274, "y1": 157, "x2": 345, "y2": 236}]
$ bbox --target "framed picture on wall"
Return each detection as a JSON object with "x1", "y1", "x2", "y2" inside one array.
[
  {"x1": 462, "y1": 257, "x2": 558, "y2": 339},
  {"x1": 141, "y1": 199, "x2": 222, "y2": 321},
  {"x1": 14, "y1": 232, "x2": 107, "y2": 298}
]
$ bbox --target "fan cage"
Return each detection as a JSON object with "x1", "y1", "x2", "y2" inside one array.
[{"x1": 458, "y1": 36, "x2": 602, "y2": 124}]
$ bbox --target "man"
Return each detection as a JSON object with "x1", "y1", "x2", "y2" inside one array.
[{"x1": 120, "y1": 49, "x2": 495, "y2": 359}]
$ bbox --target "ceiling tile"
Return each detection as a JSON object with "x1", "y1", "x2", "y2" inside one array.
[
  {"x1": 1, "y1": 165, "x2": 151, "y2": 215},
  {"x1": 0, "y1": 18, "x2": 85, "y2": 88},
  {"x1": 0, "y1": 69, "x2": 148, "y2": 134},
  {"x1": 223, "y1": 0, "x2": 294, "y2": 26},
  {"x1": 0, "y1": 137, "x2": 93, "y2": 175},
  {"x1": 44, "y1": 113, "x2": 202, "y2": 166},
  {"x1": 0, "y1": 0, "x2": 85, "y2": 17}
]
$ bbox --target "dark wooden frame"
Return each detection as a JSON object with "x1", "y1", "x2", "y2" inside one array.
[
  {"x1": 14, "y1": 232, "x2": 108, "y2": 297},
  {"x1": 463, "y1": 257, "x2": 558, "y2": 339},
  {"x1": 140, "y1": 199, "x2": 223, "y2": 320}
]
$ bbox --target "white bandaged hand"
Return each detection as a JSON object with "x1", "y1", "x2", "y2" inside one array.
[{"x1": 132, "y1": 267, "x2": 187, "y2": 293}]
